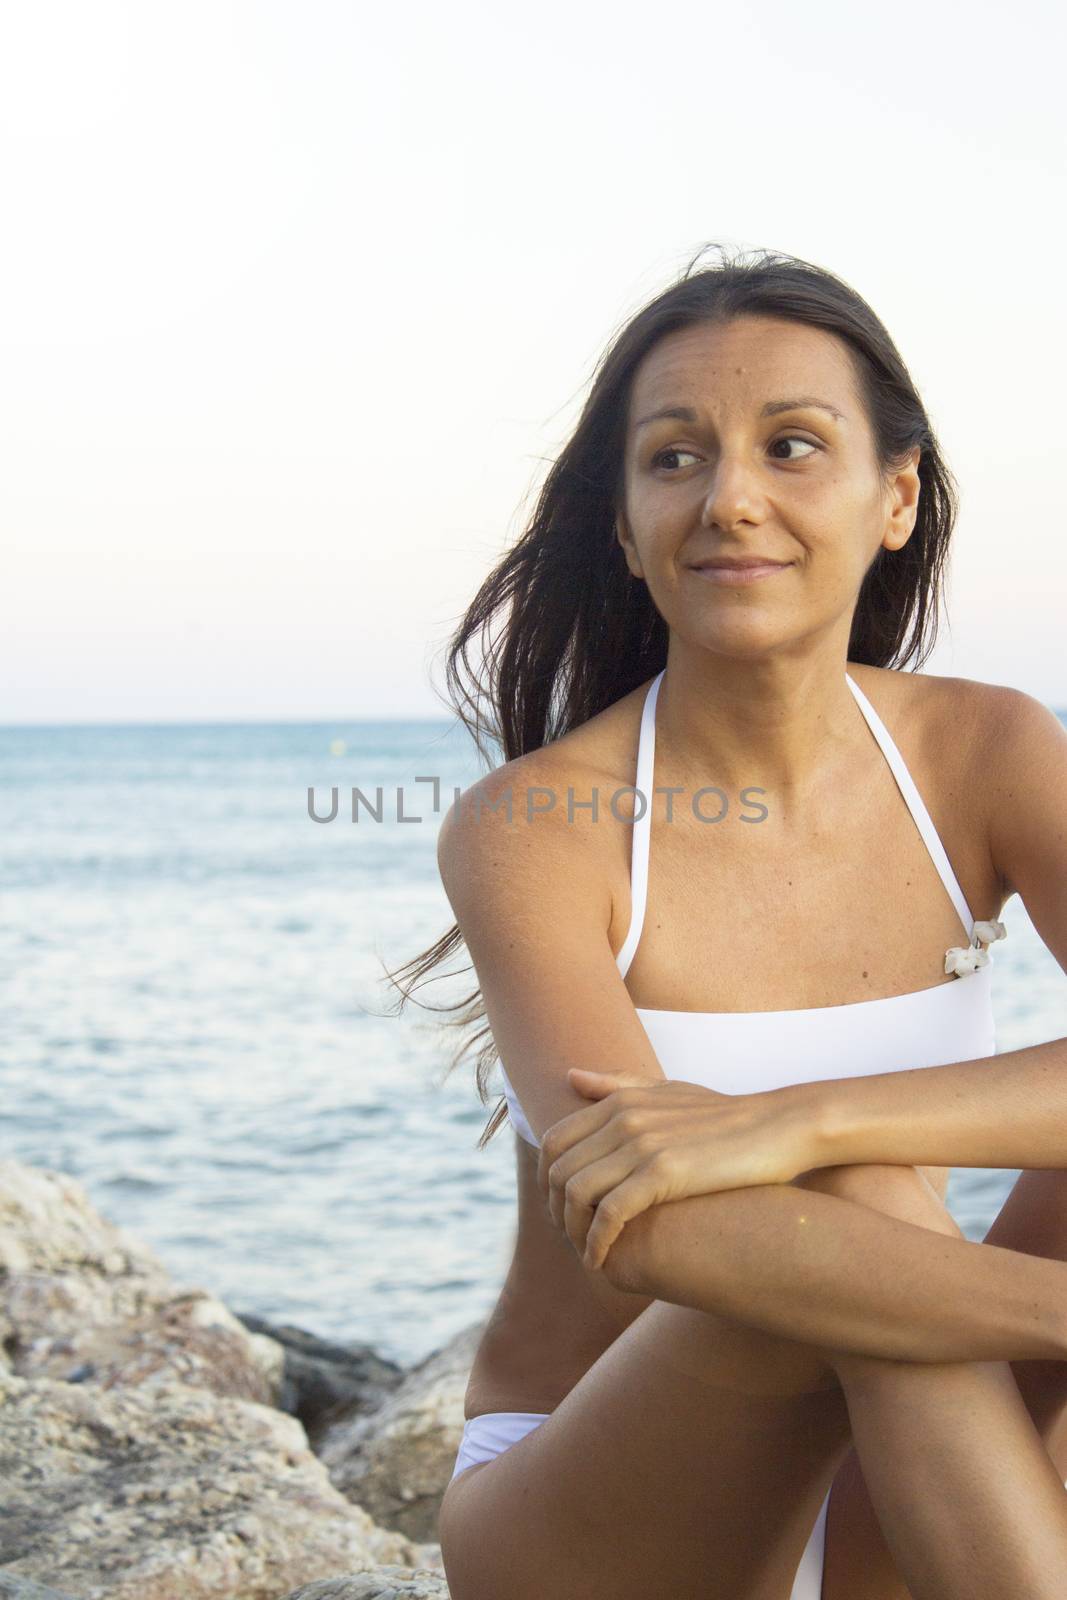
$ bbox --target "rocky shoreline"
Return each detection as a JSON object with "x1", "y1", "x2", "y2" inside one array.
[{"x1": 0, "y1": 1159, "x2": 481, "y2": 1598}]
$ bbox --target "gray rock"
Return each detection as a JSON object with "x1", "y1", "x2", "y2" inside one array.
[
  {"x1": 0, "y1": 1159, "x2": 461, "y2": 1595},
  {"x1": 0, "y1": 1577, "x2": 82, "y2": 1600},
  {"x1": 0, "y1": 1370, "x2": 437, "y2": 1600},
  {"x1": 17, "y1": 1290, "x2": 284, "y2": 1403},
  {"x1": 315, "y1": 1321, "x2": 484, "y2": 1543},
  {"x1": 281, "y1": 1570, "x2": 450, "y2": 1599},
  {"x1": 0, "y1": 1162, "x2": 284, "y2": 1407},
  {"x1": 234, "y1": 1313, "x2": 404, "y2": 1430},
  {"x1": 0, "y1": 1160, "x2": 172, "y2": 1283}
]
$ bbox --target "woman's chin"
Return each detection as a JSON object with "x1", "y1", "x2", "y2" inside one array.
[{"x1": 689, "y1": 625, "x2": 795, "y2": 661}]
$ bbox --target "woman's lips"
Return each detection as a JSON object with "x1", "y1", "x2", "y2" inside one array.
[{"x1": 688, "y1": 562, "x2": 792, "y2": 586}]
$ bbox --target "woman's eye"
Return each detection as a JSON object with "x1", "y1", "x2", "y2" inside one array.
[
  {"x1": 651, "y1": 447, "x2": 701, "y2": 471},
  {"x1": 651, "y1": 436, "x2": 819, "y2": 472},
  {"x1": 770, "y1": 435, "x2": 818, "y2": 461}
]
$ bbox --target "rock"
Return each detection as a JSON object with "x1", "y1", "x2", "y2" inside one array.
[
  {"x1": 0, "y1": 1370, "x2": 438, "y2": 1600},
  {"x1": 281, "y1": 1571, "x2": 450, "y2": 1599},
  {"x1": 0, "y1": 1162, "x2": 284, "y2": 1407},
  {"x1": 234, "y1": 1313, "x2": 404, "y2": 1430},
  {"x1": 314, "y1": 1321, "x2": 483, "y2": 1543},
  {"x1": 0, "y1": 1160, "x2": 171, "y2": 1282},
  {"x1": 0, "y1": 1159, "x2": 173, "y2": 1338},
  {"x1": 17, "y1": 1290, "x2": 284, "y2": 1403},
  {"x1": 0, "y1": 1158, "x2": 460, "y2": 1594},
  {"x1": 0, "y1": 1578, "x2": 82, "y2": 1600}
]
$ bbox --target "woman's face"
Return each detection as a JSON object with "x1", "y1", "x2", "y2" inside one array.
[{"x1": 616, "y1": 315, "x2": 920, "y2": 659}]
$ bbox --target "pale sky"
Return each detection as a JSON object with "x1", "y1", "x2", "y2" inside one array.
[{"x1": 2, "y1": 0, "x2": 1064, "y2": 724}]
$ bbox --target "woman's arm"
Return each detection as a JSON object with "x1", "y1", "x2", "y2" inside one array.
[
  {"x1": 799, "y1": 1035, "x2": 1067, "y2": 1171},
  {"x1": 801, "y1": 684, "x2": 1067, "y2": 1173}
]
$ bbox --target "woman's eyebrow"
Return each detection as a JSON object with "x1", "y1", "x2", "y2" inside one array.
[{"x1": 634, "y1": 396, "x2": 846, "y2": 430}]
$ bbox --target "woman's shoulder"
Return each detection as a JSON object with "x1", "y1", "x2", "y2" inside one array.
[
  {"x1": 436, "y1": 687, "x2": 648, "y2": 943},
  {"x1": 846, "y1": 662, "x2": 1012, "y2": 762},
  {"x1": 449, "y1": 680, "x2": 651, "y2": 839},
  {"x1": 847, "y1": 666, "x2": 1041, "y2": 892},
  {"x1": 448, "y1": 664, "x2": 1033, "y2": 851}
]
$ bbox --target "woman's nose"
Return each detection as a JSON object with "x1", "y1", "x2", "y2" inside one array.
[{"x1": 699, "y1": 452, "x2": 764, "y2": 528}]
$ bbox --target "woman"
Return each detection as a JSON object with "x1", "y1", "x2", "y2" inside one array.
[{"x1": 391, "y1": 246, "x2": 1067, "y2": 1598}]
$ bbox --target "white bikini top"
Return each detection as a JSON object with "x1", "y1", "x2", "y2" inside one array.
[{"x1": 499, "y1": 667, "x2": 996, "y2": 1149}]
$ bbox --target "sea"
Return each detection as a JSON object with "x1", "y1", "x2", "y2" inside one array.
[{"x1": 2, "y1": 711, "x2": 1065, "y2": 1371}]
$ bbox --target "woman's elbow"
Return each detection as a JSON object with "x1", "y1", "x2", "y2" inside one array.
[{"x1": 598, "y1": 1204, "x2": 663, "y2": 1296}]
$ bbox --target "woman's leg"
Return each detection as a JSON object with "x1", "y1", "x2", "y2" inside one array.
[
  {"x1": 831, "y1": 1353, "x2": 1067, "y2": 1600},
  {"x1": 439, "y1": 1165, "x2": 1067, "y2": 1600},
  {"x1": 822, "y1": 1169, "x2": 1067, "y2": 1597},
  {"x1": 439, "y1": 1290, "x2": 858, "y2": 1599},
  {"x1": 984, "y1": 1169, "x2": 1067, "y2": 1449},
  {"x1": 618, "y1": 1161, "x2": 1067, "y2": 1597},
  {"x1": 801, "y1": 1165, "x2": 1067, "y2": 1600}
]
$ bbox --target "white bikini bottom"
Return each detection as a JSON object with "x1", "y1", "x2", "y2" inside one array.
[{"x1": 450, "y1": 1409, "x2": 831, "y2": 1599}]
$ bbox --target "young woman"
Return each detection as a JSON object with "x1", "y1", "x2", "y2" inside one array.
[{"x1": 392, "y1": 247, "x2": 1067, "y2": 1598}]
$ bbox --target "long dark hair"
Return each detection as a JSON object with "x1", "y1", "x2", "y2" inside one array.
[{"x1": 383, "y1": 243, "x2": 958, "y2": 1149}]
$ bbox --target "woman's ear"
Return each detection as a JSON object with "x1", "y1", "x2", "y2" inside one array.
[
  {"x1": 615, "y1": 509, "x2": 644, "y2": 580},
  {"x1": 882, "y1": 445, "x2": 921, "y2": 554}
]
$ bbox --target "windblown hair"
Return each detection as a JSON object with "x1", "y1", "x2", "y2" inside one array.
[{"x1": 381, "y1": 242, "x2": 959, "y2": 1148}]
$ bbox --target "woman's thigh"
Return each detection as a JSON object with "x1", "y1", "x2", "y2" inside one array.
[
  {"x1": 439, "y1": 1297, "x2": 853, "y2": 1600},
  {"x1": 438, "y1": 1164, "x2": 949, "y2": 1600},
  {"x1": 982, "y1": 1168, "x2": 1067, "y2": 1462},
  {"x1": 807, "y1": 1163, "x2": 1067, "y2": 1595}
]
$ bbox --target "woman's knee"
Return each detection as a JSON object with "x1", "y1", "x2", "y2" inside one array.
[
  {"x1": 792, "y1": 1165, "x2": 965, "y2": 1385},
  {"x1": 792, "y1": 1162, "x2": 963, "y2": 1238},
  {"x1": 608, "y1": 1164, "x2": 961, "y2": 1303}
]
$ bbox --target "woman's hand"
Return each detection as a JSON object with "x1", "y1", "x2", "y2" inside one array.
[{"x1": 537, "y1": 1067, "x2": 821, "y2": 1271}]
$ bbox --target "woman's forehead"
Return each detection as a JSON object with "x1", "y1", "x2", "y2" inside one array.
[{"x1": 628, "y1": 318, "x2": 857, "y2": 418}]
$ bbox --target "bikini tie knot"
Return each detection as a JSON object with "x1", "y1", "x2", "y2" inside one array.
[{"x1": 944, "y1": 918, "x2": 1007, "y2": 977}]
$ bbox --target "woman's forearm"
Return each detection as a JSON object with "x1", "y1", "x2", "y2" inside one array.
[
  {"x1": 622, "y1": 1178, "x2": 1067, "y2": 1364},
  {"x1": 796, "y1": 1035, "x2": 1067, "y2": 1171}
]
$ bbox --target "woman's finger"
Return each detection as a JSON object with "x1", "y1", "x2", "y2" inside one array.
[
  {"x1": 567, "y1": 1067, "x2": 624, "y2": 1096},
  {"x1": 539, "y1": 1076, "x2": 668, "y2": 1197},
  {"x1": 579, "y1": 1167, "x2": 663, "y2": 1271},
  {"x1": 561, "y1": 1151, "x2": 661, "y2": 1258},
  {"x1": 537, "y1": 1100, "x2": 612, "y2": 1195},
  {"x1": 548, "y1": 1128, "x2": 622, "y2": 1228},
  {"x1": 554, "y1": 1141, "x2": 637, "y2": 1238}
]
